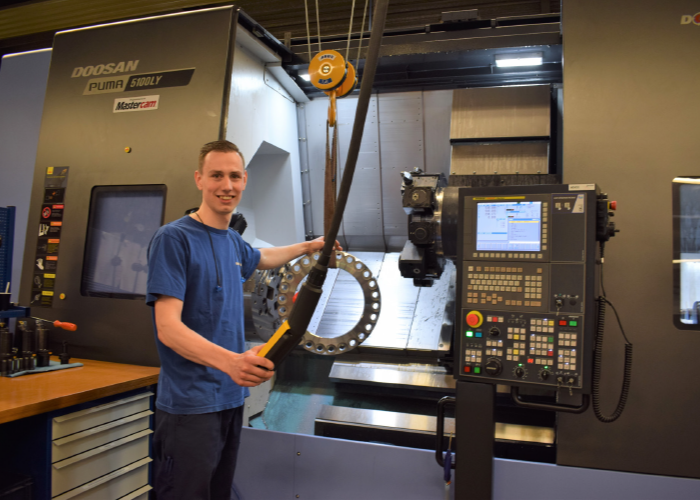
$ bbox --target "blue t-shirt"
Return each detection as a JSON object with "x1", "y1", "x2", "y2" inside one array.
[{"x1": 146, "y1": 215, "x2": 261, "y2": 414}]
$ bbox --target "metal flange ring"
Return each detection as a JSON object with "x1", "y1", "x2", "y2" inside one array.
[
  {"x1": 308, "y1": 50, "x2": 347, "y2": 91},
  {"x1": 275, "y1": 251, "x2": 381, "y2": 355}
]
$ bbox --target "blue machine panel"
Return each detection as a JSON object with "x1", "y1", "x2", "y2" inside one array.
[
  {"x1": 0, "y1": 206, "x2": 16, "y2": 294},
  {"x1": 235, "y1": 428, "x2": 700, "y2": 500}
]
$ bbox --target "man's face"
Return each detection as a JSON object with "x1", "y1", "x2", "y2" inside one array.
[{"x1": 195, "y1": 151, "x2": 247, "y2": 216}]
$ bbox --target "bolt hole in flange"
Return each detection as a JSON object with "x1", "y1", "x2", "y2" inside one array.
[{"x1": 274, "y1": 251, "x2": 381, "y2": 355}]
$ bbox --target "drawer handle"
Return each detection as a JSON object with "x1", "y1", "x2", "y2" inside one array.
[
  {"x1": 120, "y1": 484, "x2": 153, "y2": 500},
  {"x1": 52, "y1": 457, "x2": 152, "y2": 500},
  {"x1": 53, "y1": 392, "x2": 153, "y2": 423},
  {"x1": 53, "y1": 410, "x2": 153, "y2": 446},
  {"x1": 53, "y1": 429, "x2": 153, "y2": 470}
]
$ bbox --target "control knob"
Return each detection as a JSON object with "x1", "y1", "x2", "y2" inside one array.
[
  {"x1": 539, "y1": 369, "x2": 551, "y2": 381},
  {"x1": 514, "y1": 367, "x2": 525, "y2": 378},
  {"x1": 489, "y1": 327, "x2": 500, "y2": 337},
  {"x1": 484, "y1": 358, "x2": 502, "y2": 376}
]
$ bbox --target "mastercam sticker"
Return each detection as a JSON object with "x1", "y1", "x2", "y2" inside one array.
[{"x1": 113, "y1": 95, "x2": 160, "y2": 113}]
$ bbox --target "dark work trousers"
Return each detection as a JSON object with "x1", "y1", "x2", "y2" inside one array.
[{"x1": 153, "y1": 406, "x2": 244, "y2": 500}]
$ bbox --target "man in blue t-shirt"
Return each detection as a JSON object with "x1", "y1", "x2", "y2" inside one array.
[{"x1": 146, "y1": 140, "x2": 339, "y2": 499}]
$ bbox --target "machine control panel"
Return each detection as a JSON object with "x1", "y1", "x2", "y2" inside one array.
[
  {"x1": 461, "y1": 311, "x2": 583, "y2": 389},
  {"x1": 456, "y1": 185, "x2": 597, "y2": 393}
]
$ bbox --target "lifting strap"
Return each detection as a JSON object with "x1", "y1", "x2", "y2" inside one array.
[{"x1": 324, "y1": 119, "x2": 339, "y2": 264}]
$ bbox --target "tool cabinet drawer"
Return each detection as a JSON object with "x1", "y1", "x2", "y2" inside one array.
[
  {"x1": 122, "y1": 487, "x2": 151, "y2": 500},
  {"x1": 51, "y1": 429, "x2": 152, "y2": 497},
  {"x1": 52, "y1": 457, "x2": 151, "y2": 500},
  {"x1": 52, "y1": 410, "x2": 152, "y2": 462},
  {"x1": 52, "y1": 392, "x2": 153, "y2": 439}
]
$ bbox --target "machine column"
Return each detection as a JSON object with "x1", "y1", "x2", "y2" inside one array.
[{"x1": 455, "y1": 380, "x2": 494, "y2": 500}]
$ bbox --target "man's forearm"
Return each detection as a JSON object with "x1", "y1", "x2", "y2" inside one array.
[
  {"x1": 257, "y1": 242, "x2": 311, "y2": 270},
  {"x1": 156, "y1": 316, "x2": 237, "y2": 371}
]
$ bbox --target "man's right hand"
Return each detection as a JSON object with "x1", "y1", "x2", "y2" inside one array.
[
  {"x1": 155, "y1": 296, "x2": 275, "y2": 387},
  {"x1": 226, "y1": 345, "x2": 275, "y2": 387}
]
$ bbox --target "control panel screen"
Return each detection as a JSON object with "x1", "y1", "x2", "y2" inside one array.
[
  {"x1": 476, "y1": 201, "x2": 542, "y2": 252},
  {"x1": 81, "y1": 185, "x2": 166, "y2": 299}
]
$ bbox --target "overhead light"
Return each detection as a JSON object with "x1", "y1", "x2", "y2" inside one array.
[
  {"x1": 299, "y1": 73, "x2": 311, "y2": 82},
  {"x1": 495, "y1": 52, "x2": 543, "y2": 68}
]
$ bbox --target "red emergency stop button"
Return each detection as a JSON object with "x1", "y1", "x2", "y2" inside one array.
[
  {"x1": 609, "y1": 201, "x2": 617, "y2": 210},
  {"x1": 466, "y1": 310, "x2": 483, "y2": 328}
]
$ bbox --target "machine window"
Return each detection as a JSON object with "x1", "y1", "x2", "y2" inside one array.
[
  {"x1": 81, "y1": 185, "x2": 166, "y2": 299},
  {"x1": 673, "y1": 177, "x2": 700, "y2": 328},
  {"x1": 476, "y1": 201, "x2": 542, "y2": 252}
]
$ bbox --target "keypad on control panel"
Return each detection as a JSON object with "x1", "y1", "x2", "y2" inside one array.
[
  {"x1": 525, "y1": 318, "x2": 564, "y2": 367},
  {"x1": 462, "y1": 313, "x2": 583, "y2": 384},
  {"x1": 472, "y1": 252, "x2": 545, "y2": 259},
  {"x1": 506, "y1": 327, "x2": 528, "y2": 362},
  {"x1": 558, "y1": 349, "x2": 577, "y2": 371},
  {"x1": 465, "y1": 265, "x2": 545, "y2": 308},
  {"x1": 465, "y1": 349, "x2": 482, "y2": 364},
  {"x1": 558, "y1": 332, "x2": 578, "y2": 347}
]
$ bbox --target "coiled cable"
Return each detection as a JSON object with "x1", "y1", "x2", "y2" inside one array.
[{"x1": 592, "y1": 245, "x2": 633, "y2": 423}]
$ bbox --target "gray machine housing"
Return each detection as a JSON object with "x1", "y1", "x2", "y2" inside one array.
[{"x1": 19, "y1": 7, "x2": 239, "y2": 366}]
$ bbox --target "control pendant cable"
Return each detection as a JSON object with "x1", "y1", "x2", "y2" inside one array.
[
  {"x1": 258, "y1": 0, "x2": 390, "y2": 367},
  {"x1": 592, "y1": 243, "x2": 633, "y2": 423}
]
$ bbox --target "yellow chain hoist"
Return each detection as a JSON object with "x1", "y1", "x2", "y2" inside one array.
[{"x1": 308, "y1": 49, "x2": 358, "y2": 126}]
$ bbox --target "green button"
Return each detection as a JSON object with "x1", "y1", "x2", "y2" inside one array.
[
  {"x1": 466, "y1": 331, "x2": 474, "y2": 337},
  {"x1": 548, "y1": 337, "x2": 554, "y2": 343},
  {"x1": 569, "y1": 321, "x2": 578, "y2": 327},
  {"x1": 474, "y1": 367, "x2": 481, "y2": 374}
]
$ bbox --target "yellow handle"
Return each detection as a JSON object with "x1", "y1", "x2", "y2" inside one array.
[{"x1": 257, "y1": 321, "x2": 291, "y2": 358}]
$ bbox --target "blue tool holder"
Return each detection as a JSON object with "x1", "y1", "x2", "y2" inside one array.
[
  {"x1": 0, "y1": 206, "x2": 16, "y2": 295},
  {"x1": 0, "y1": 306, "x2": 31, "y2": 321}
]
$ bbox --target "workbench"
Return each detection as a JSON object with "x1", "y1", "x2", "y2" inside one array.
[{"x1": 0, "y1": 358, "x2": 159, "y2": 499}]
